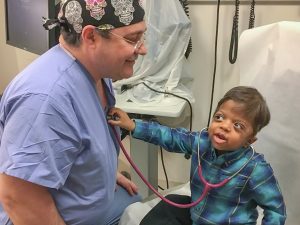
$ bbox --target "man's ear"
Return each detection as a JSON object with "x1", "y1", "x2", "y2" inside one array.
[{"x1": 81, "y1": 25, "x2": 97, "y2": 45}]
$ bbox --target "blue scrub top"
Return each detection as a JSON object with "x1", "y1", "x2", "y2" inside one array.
[{"x1": 0, "y1": 45, "x2": 119, "y2": 225}]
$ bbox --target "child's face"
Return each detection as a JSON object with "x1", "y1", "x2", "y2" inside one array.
[{"x1": 208, "y1": 100, "x2": 256, "y2": 152}]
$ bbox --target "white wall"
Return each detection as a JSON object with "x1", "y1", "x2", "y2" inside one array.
[{"x1": 189, "y1": 2, "x2": 300, "y2": 132}]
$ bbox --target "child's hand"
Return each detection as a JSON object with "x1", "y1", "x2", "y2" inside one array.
[{"x1": 107, "y1": 107, "x2": 136, "y2": 131}]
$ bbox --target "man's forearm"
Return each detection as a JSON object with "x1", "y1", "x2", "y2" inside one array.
[{"x1": 0, "y1": 173, "x2": 66, "y2": 225}]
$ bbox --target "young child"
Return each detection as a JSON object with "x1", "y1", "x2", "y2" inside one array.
[{"x1": 108, "y1": 86, "x2": 286, "y2": 225}]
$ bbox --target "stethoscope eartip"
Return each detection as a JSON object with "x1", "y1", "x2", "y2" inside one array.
[{"x1": 107, "y1": 114, "x2": 120, "y2": 121}]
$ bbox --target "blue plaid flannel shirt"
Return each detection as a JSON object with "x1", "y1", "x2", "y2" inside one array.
[{"x1": 132, "y1": 119, "x2": 286, "y2": 225}]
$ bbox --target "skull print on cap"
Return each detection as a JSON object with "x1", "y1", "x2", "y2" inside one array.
[{"x1": 57, "y1": 0, "x2": 145, "y2": 33}]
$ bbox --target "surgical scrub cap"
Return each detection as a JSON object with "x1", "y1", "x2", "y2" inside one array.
[{"x1": 43, "y1": 0, "x2": 145, "y2": 33}]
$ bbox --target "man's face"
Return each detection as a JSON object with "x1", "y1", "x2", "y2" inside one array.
[{"x1": 93, "y1": 21, "x2": 147, "y2": 80}]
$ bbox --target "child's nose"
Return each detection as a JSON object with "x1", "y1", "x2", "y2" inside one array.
[{"x1": 220, "y1": 121, "x2": 231, "y2": 131}]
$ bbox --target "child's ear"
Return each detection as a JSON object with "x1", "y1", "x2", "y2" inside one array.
[
  {"x1": 243, "y1": 136, "x2": 257, "y2": 148},
  {"x1": 248, "y1": 136, "x2": 257, "y2": 145}
]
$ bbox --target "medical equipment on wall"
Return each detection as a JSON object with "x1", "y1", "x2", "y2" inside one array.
[
  {"x1": 112, "y1": 126, "x2": 254, "y2": 208},
  {"x1": 229, "y1": 0, "x2": 256, "y2": 64},
  {"x1": 179, "y1": 0, "x2": 193, "y2": 59},
  {"x1": 113, "y1": 0, "x2": 194, "y2": 105}
]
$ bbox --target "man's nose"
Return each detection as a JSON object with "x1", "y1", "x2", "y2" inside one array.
[{"x1": 135, "y1": 44, "x2": 147, "y2": 55}]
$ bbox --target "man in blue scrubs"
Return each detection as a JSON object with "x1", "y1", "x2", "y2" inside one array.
[{"x1": 0, "y1": 0, "x2": 147, "y2": 224}]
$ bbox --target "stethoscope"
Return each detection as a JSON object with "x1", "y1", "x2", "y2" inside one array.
[{"x1": 112, "y1": 127, "x2": 255, "y2": 208}]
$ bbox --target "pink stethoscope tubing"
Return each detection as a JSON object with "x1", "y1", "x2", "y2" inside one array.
[{"x1": 112, "y1": 127, "x2": 254, "y2": 208}]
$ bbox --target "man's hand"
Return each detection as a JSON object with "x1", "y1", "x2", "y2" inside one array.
[{"x1": 116, "y1": 171, "x2": 138, "y2": 196}]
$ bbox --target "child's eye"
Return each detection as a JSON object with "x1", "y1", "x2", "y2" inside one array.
[
  {"x1": 234, "y1": 122, "x2": 243, "y2": 130},
  {"x1": 214, "y1": 114, "x2": 224, "y2": 121}
]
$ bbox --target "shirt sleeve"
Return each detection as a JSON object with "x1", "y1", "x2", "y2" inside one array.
[
  {"x1": 132, "y1": 119, "x2": 197, "y2": 155},
  {"x1": 249, "y1": 160, "x2": 287, "y2": 225},
  {"x1": 0, "y1": 93, "x2": 82, "y2": 189}
]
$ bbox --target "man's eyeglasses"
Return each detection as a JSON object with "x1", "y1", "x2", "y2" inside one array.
[{"x1": 97, "y1": 28, "x2": 145, "y2": 51}]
